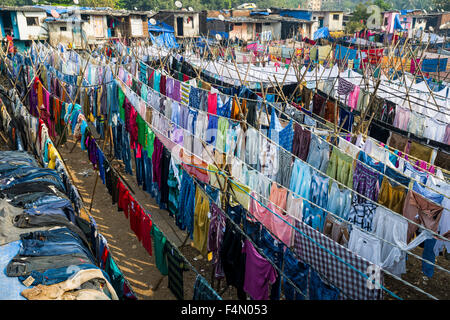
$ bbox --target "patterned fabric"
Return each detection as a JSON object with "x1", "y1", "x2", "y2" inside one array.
[
  {"x1": 347, "y1": 199, "x2": 377, "y2": 232},
  {"x1": 337, "y1": 78, "x2": 355, "y2": 96},
  {"x1": 180, "y1": 82, "x2": 190, "y2": 106},
  {"x1": 352, "y1": 162, "x2": 380, "y2": 203},
  {"x1": 293, "y1": 219, "x2": 383, "y2": 300}
]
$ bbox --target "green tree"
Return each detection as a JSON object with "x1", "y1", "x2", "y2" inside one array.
[{"x1": 345, "y1": 20, "x2": 365, "y2": 33}]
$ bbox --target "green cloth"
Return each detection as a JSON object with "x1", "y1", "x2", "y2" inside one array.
[
  {"x1": 104, "y1": 253, "x2": 125, "y2": 299},
  {"x1": 146, "y1": 127, "x2": 155, "y2": 158},
  {"x1": 136, "y1": 113, "x2": 146, "y2": 148},
  {"x1": 118, "y1": 87, "x2": 125, "y2": 121},
  {"x1": 216, "y1": 117, "x2": 229, "y2": 153},
  {"x1": 151, "y1": 225, "x2": 168, "y2": 275},
  {"x1": 326, "y1": 146, "x2": 354, "y2": 189}
]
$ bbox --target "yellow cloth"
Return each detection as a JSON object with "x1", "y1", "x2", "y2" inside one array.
[
  {"x1": 47, "y1": 143, "x2": 59, "y2": 169},
  {"x1": 193, "y1": 186, "x2": 210, "y2": 256},
  {"x1": 318, "y1": 45, "x2": 332, "y2": 61}
]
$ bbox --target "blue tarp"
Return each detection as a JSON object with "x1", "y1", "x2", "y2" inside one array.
[
  {"x1": 250, "y1": 11, "x2": 269, "y2": 16},
  {"x1": 148, "y1": 20, "x2": 174, "y2": 33},
  {"x1": 279, "y1": 10, "x2": 312, "y2": 21},
  {"x1": 210, "y1": 30, "x2": 229, "y2": 39},
  {"x1": 313, "y1": 27, "x2": 330, "y2": 40},
  {"x1": 149, "y1": 32, "x2": 179, "y2": 49}
]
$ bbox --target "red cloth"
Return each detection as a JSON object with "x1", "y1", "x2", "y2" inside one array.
[
  {"x1": 140, "y1": 210, "x2": 153, "y2": 256},
  {"x1": 129, "y1": 198, "x2": 140, "y2": 240},
  {"x1": 117, "y1": 180, "x2": 131, "y2": 219}
]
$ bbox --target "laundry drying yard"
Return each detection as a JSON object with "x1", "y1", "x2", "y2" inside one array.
[{"x1": 0, "y1": 3, "x2": 449, "y2": 302}]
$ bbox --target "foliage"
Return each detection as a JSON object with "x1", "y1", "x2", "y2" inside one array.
[{"x1": 345, "y1": 20, "x2": 366, "y2": 33}]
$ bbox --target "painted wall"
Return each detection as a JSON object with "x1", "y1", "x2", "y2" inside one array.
[
  {"x1": 48, "y1": 22, "x2": 85, "y2": 49},
  {"x1": 261, "y1": 22, "x2": 281, "y2": 40},
  {"x1": 324, "y1": 12, "x2": 343, "y2": 31},
  {"x1": 16, "y1": 11, "x2": 48, "y2": 41},
  {"x1": 174, "y1": 13, "x2": 199, "y2": 37}
]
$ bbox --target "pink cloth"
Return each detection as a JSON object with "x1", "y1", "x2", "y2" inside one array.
[
  {"x1": 249, "y1": 192, "x2": 272, "y2": 228},
  {"x1": 207, "y1": 92, "x2": 217, "y2": 118},
  {"x1": 348, "y1": 85, "x2": 360, "y2": 111}
]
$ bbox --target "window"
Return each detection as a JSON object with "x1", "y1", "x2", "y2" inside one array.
[
  {"x1": 60, "y1": 26, "x2": 67, "y2": 31},
  {"x1": 235, "y1": 22, "x2": 242, "y2": 26},
  {"x1": 189, "y1": 16, "x2": 194, "y2": 27},
  {"x1": 333, "y1": 14, "x2": 339, "y2": 21},
  {"x1": 255, "y1": 23, "x2": 262, "y2": 33},
  {"x1": 26, "y1": 17, "x2": 39, "y2": 26},
  {"x1": 263, "y1": 22, "x2": 271, "y2": 26},
  {"x1": 384, "y1": 17, "x2": 388, "y2": 25}
]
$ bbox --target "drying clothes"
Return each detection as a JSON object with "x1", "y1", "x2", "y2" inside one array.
[
  {"x1": 220, "y1": 221, "x2": 247, "y2": 300},
  {"x1": 293, "y1": 219, "x2": 382, "y2": 300},
  {"x1": 347, "y1": 200, "x2": 377, "y2": 232},
  {"x1": 290, "y1": 159, "x2": 313, "y2": 201},
  {"x1": 292, "y1": 123, "x2": 311, "y2": 161},
  {"x1": 423, "y1": 117, "x2": 447, "y2": 142},
  {"x1": 326, "y1": 146, "x2": 353, "y2": 189},
  {"x1": 434, "y1": 150, "x2": 450, "y2": 171},
  {"x1": 388, "y1": 132, "x2": 408, "y2": 153},
  {"x1": 164, "y1": 241, "x2": 189, "y2": 300},
  {"x1": 327, "y1": 181, "x2": 352, "y2": 221},
  {"x1": 323, "y1": 214, "x2": 350, "y2": 247},
  {"x1": 352, "y1": 161, "x2": 380, "y2": 203},
  {"x1": 368, "y1": 123, "x2": 390, "y2": 145},
  {"x1": 338, "y1": 137, "x2": 361, "y2": 159},
  {"x1": 242, "y1": 239, "x2": 277, "y2": 300},
  {"x1": 259, "y1": 137, "x2": 279, "y2": 178},
  {"x1": 151, "y1": 224, "x2": 168, "y2": 276},
  {"x1": 402, "y1": 189, "x2": 444, "y2": 243},
  {"x1": 193, "y1": 274, "x2": 222, "y2": 300},
  {"x1": 193, "y1": 186, "x2": 211, "y2": 256},
  {"x1": 323, "y1": 100, "x2": 339, "y2": 124},
  {"x1": 372, "y1": 206, "x2": 433, "y2": 276},
  {"x1": 408, "y1": 141, "x2": 433, "y2": 163},
  {"x1": 312, "y1": 94, "x2": 326, "y2": 117},
  {"x1": 276, "y1": 148, "x2": 293, "y2": 188},
  {"x1": 269, "y1": 108, "x2": 294, "y2": 153},
  {"x1": 282, "y1": 248, "x2": 309, "y2": 300},
  {"x1": 309, "y1": 268, "x2": 340, "y2": 300},
  {"x1": 348, "y1": 85, "x2": 360, "y2": 111},
  {"x1": 407, "y1": 111, "x2": 426, "y2": 137},
  {"x1": 392, "y1": 106, "x2": 410, "y2": 131},
  {"x1": 245, "y1": 127, "x2": 260, "y2": 167},
  {"x1": 306, "y1": 134, "x2": 329, "y2": 173},
  {"x1": 337, "y1": 78, "x2": 354, "y2": 96},
  {"x1": 207, "y1": 202, "x2": 226, "y2": 279},
  {"x1": 177, "y1": 172, "x2": 196, "y2": 235},
  {"x1": 377, "y1": 177, "x2": 407, "y2": 214},
  {"x1": 338, "y1": 107, "x2": 354, "y2": 133}
]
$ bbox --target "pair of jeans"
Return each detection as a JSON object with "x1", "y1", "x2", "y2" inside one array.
[
  {"x1": 309, "y1": 269, "x2": 340, "y2": 300},
  {"x1": 6, "y1": 252, "x2": 92, "y2": 277},
  {"x1": 422, "y1": 238, "x2": 437, "y2": 277},
  {"x1": 259, "y1": 228, "x2": 284, "y2": 300},
  {"x1": 243, "y1": 217, "x2": 261, "y2": 247},
  {"x1": 20, "y1": 228, "x2": 94, "y2": 259},
  {"x1": 227, "y1": 203, "x2": 243, "y2": 225},
  {"x1": 283, "y1": 248, "x2": 309, "y2": 300},
  {"x1": 134, "y1": 148, "x2": 144, "y2": 187},
  {"x1": 25, "y1": 199, "x2": 75, "y2": 223},
  {"x1": 17, "y1": 263, "x2": 111, "y2": 286}
]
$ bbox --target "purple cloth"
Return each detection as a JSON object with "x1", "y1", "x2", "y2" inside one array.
[
  {"x1": 242, "y1": 239, "x2": 277, "y2": 300},
  {"x1": 152, "y1": 137, "x2": 163, "y2": 189},
  {"x1": 166, "y1": 77, "x2": 174, "y2": 99},
  {"x1": 207, "y1": 202, "x2": 226, "y2": 279},
  {"x1": 173, "y1": 80, "x2": 181, "y2": 102},
  {"x1": 353, "y1": 162, "x2": 380, "y2": 203}
]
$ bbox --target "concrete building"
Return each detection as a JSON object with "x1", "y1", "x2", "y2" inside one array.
[
  {"x1": 152, "y1": 10, "x2": 206, "y2": 38},
  {"x1": 310, "y1": 10, "x2": 344, "y2": 36},
  {"x1": 0, "y1": 6, "x2": 48, "y2": 50}
]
